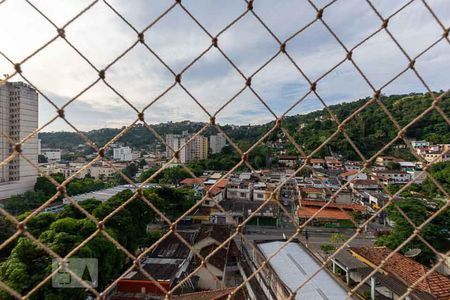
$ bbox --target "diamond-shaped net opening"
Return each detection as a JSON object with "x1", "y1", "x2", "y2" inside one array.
[{"x1": 0, "y1": 0, "x2": 449, "y2": 299}]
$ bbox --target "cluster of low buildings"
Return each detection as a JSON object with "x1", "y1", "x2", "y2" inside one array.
[
  {"x1": 176, "y1": 150, "x2": 439, "y2": 228},
  {"x1": 110, "y1": 225, "x2": 242, "y2": 299},
  {"x1": 36, "y1": 142, "x2": 168, "y2": 182},
  {"x1": 36, "y1": 131, "x2": 228, "y2": 184},
  {"x1": 411, "y1": 140, "x2": 450, "y2": 163},
  {"x1": 330, "y1": 246, "x2": 450, "y2": 300},
  {"x1": 106, "y1": 223, "x2": 450, "y2": 300},
  {"x1": 108, "y1": 224, "x2": 353, "y2": 300},
  {"x1": 39, "y1": 161, "x2": 122, "y2": 179},
  {"x1": 1, "y1": 81, "x2": 448, "y2": 299}
]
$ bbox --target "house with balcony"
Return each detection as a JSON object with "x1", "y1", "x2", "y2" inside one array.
[
  {"x1": 372, "y1": 170, "x2": 411, "y2": 185},
  {"x1": 338, "y1": 170, "x2": 368, "y2": 182},
  {"x1": 325, "y1": 156, "x2": 343, "y2": 170},
  {"x1": 277, "y1": 155, "x2": 298, "y2": 168},
  {"x1": 226, "y1": 181, "x2": 253, "y2": 201},
  {"x1": 411, "y1": 140, "x2": 430, "y2": 148},
  {"x1": 350, "y1": 179, "x2": 381, "y2": 191},
  {"x1": 310, "y1": 158, "x2": 326, "y2": 169},
  {"x1": 299, "y1": 187, "x2": 326, "y2": 201}
]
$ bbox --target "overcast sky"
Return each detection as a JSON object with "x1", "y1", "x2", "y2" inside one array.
[{"x1": 0, "y1": 0, "x2": 448, "y2": 132}]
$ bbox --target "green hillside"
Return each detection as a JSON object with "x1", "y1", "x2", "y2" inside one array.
[{"x1": 38, "y1": 92, "x2": 449, "y2": 160}]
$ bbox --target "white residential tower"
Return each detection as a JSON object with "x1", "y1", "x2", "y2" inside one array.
[{"x1": 0, "y1": 82, "x2": 39, "y2": 199}]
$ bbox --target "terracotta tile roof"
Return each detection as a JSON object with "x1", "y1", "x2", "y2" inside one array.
[
  {"x1": 351, "y1": 247, "x2": 450, "y2": 300},
  {"x1": 301, "y1": 187, "x2": 325, "y2": 194},
  {"x1": 215, "y1": 178, "x2": 228, "y2": 188},
  {"x1": 352, "y1": 179, "x2": 379, "y2": 186},
  {"x1": 338, "y1": 170, "x2": 359, "y2": 178},
  {"x1": 301, "y1": 200, "x2": 366, "y2": 212},
  {"x1": 257, "y1": 169, "x2": 271, "y2": 175},
  {"x1": 180, "y1": 177, "x2": 207, "y2": 185},
  {"x1": 326, "y1": 158, "x2": 341, "y2": 164},
  {"x1": 279, "y1": 155, "x2": 298, "y2": 160},
  {"x1": 207, "y1": 186, "x2": 224, "y2": 195},
  {"x1": 297, "y1": 206, "x2": 352, "y2": 220},
  {"x1": 377, "y1": 156, "x2": 404, "y2": 162},
  {"x1": 373, "y1": 170, "x2": 409, "y2": 175},
  {"x1": 310, "y1": 158, "x2": 326, "y2": 164},
  {"x1": 173, "y1": 287, "x2": 244, "y2": 300}
]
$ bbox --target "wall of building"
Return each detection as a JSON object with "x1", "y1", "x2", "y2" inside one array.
[
  {"x1": 113, "y1": 146, "x2": 132, "y2": 161},
  {"x1": 0, "y1": 82, "x2": 38, "y2": 199},
  {"x1": 210, "y1": 134, "x2": 226, "y2": 154},
  {"x1": 166, "y1": 133, "x2": 208, "y2": 163},
  {"x1": 40, "y1": 149, "x2": 61, "y2": 162}
]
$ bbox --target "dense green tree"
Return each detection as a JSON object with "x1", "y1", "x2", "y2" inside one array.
[
  {"x1": 140, "y1": 230, "x2": 164, "y2": 249},
  {"x1": 138, "y1": 159, "x2": 147, "y2": 168},
  {"x1": 23, "y1": 212, "x2": 58, "y2": 237},
  {"x1": 58, "y1": 199, "x2": 102, "y2": 220},
  {"x1": 34, "y1": 173, "x2": 65, "y2": 197},
  {"x1": 0, "y1": 218, "x2": 124, "y2": 300},
  {"x1": 376, "y1": 198, "x2": 450, "y2": 266},
  {"x1": 0, "y1": 216, "x2": 15, "y2": 258},
  {"x1": 3, "y1": 191, "x2": 48, "y2": 215},
  {"x1": 3, "y1": 174, "x2": 108, "y2": 216},
  {"x1": 160, "y1": 167, "x2": 191, "y2": 186},
  {"x1": 422, "y1": 162, "x2": 450, "y2": 197},
  {"x1": 38, "y1": 154, "x2": 48, "y2": 163},
  {"x1": 148, "y1": 186, "x2": 196, "y2": 220},
  {"x1": 92, "y1": 190, "x2": 158, "y2": 252},
  {"x1": 0, "y1": 189, "x2": 166, "y2": 299},
  {"x1": 139, "y1": 167, "x2": 162, "y2": 183},
  {"x1": 0, "y1": 237, "x2": 52, "y2": 300},
  {"x1": 120, "y1": 163, "x2": 139, "y2": 183},
  {"x1": 385, "y1": 161, "x2": 401, "y2": 171},
  {"x1": 66, "y1": 177, "x2": 107, "y2": 196}
]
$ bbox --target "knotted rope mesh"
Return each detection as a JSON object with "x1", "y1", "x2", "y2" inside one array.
[{"x1": 0, "y1": 0, "x2": 449, "y2": 299}]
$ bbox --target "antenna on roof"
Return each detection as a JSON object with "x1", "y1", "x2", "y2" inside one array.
[{"x1": 404, "y1": 248, "x2": 421, "y2": 258}]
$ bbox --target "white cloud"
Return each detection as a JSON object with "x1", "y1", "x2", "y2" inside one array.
[{"x1": 0, "y1": 0, "x2": 447, "y2": 132}]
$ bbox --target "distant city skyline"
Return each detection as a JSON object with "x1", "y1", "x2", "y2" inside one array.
[{"x1": 0, "y1": 0, "x2": 448, "y2": 132}]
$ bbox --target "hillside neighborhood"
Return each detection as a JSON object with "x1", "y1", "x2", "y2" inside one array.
[
  {"x1": 1, "y1": 92, "x2": 449, "y2": 300},
  {"x1": 0, "y1": 0, "x2": 449, "y2": 296},
  {"x1": 21, "y1": 135, "x2": 449, "y2": 300}
]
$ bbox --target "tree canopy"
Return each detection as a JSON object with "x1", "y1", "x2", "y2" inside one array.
[
  {"x1": 377, "y1": 162, "x2": 450, "y2": 266},
  {"x1": 0, "y1": 186, "x2": 184, "y2": 299}
]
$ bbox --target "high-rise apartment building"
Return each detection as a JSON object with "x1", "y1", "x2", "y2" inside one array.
[
  {"x1": 113, "y1": 146, "x2": 133, "y2": 161},
  {"x1": 166, "y1": 132, "x2": 208, "y2": 163},
  {"x1": 0, "y1": 82, "x2": 39, "y2": 199},
  {"x1": 39, "y1": 148, "x2": 62, "y2": 162},
  {"x1": 209, "y1": 133, "x2": 227, "y2": 154}
]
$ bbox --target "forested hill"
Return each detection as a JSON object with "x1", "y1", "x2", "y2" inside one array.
[{"x1": 39, "y1": 92, "x2": 449, "y2": 159}]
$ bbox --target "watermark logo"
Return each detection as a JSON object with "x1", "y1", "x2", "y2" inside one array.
[{"x1": 52, "y1": 258, "x2": 98, "y2": 288}]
